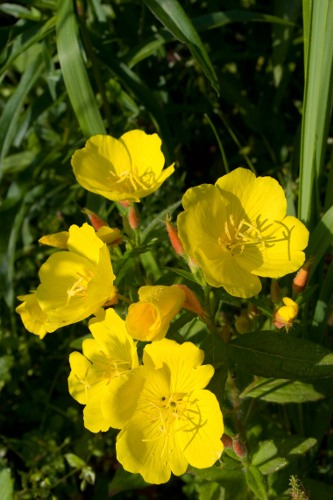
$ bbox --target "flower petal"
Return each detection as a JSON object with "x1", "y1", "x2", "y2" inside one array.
[
  {"x1": 177, "y1": 390, "x2": 224, "y2": 469},
  {"x1": 251, "y1": 216, "x2": 309, "y2": 277}
]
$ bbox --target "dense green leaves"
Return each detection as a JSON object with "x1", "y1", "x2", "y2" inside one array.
[{"x1": 228, "y1": 332, "x2": 333, "y2": 380}]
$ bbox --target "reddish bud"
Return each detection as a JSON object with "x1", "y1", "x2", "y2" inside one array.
[
  {"x1": 232, "y1": 437, "x2": 247, "y2": 459},
  {"x1": 221, "y1": 434, "x2": 233, "y2": 449},
  {"x1": 82, "y1": 209, "x2": 108, "y2": 231},
  {"x1": 293, "y1": 258, "x2": 313, "y2": 296},
  {"x1": 166, "y1": 215, "x2": 185, "y2": 256},
  {"x1": 175, "y1": 284, "x2": 206, "y2": 318},
  {"x1": 128, "y1": 204, "x2": 140, "y2": 230}
]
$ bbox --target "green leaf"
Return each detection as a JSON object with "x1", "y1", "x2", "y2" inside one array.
[
  {"x1": 144, "y1": 0, "x2": 220, "y2": 95},
  {"x1": 251, "y1": 437, "x2": 317, "y2": 475},
  {"x1": 0, "y1": 17, "x2": 56, "y2": 76},
  {"x1": 228, "y1": 332, "x2": 333, "y2": 380},
  {"x1": 0, "y1": 465, "x2": 14, "y2": 500},
  {"x1": 245, "y1": 465, "x2": 268, "y2": 500},
  {"x1": 240, "y1": 377, "x2": 326, "y2": 403},
  {"x1": 0, "y1": 53, "x2": 43, "y2": 183},
  {"x1": 65, "y1": 453, "x2": 86, "y2": 469},
  {"x1": 108, "y1": 469, "x2": 147, "y2": 495},
  {"x1": 56, "y1": 0, "x2": 105, "y2": 137},
  {"x1": 306, "y1": 205, "x2": 333, "y2": 275},
  {"x1": 298, "y1": 0, "x2": 333, "y2": 228},
  {"x1": 0, "y1": 355, "x2": 14, "y2": 392}
]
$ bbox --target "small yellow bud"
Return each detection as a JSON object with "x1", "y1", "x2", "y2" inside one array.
[{"x1": 273, "y1": 297, "x2": 299, "y2": 331}]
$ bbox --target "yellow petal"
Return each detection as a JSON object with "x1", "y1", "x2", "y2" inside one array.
[
  {"x1": 216, "y1": 167, "x2": 287, "y2": 221},
  {"x1": 119, "y1": 130, "x2": 165, "y2": 176},
  {"x1": 39, "y1": 231, "x2": 69, "y2": 249},
  {"x1": 68, "y1": 352, "x2": 91, "y2": 404},
  {"x1": 251, "y1": 216, "x2": 309, "y2": 278},
  {"x1": 177, "y1": 390, "x2": 224, "y2": 468}
]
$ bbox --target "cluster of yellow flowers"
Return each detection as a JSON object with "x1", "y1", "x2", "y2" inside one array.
[{"x1": 16, "y1": 129, "x2": 309, "y2": 484}]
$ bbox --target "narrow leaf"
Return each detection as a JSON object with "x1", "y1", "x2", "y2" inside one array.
[
  {"x1": 56, "y1": 0, "x2": 105, "y2": 137},
  {"x1": 0, "y1": 53, "x2": 43, "y2": 183},
  {"x1": 306, "y1": 205, "x2": 333, "y2": 275},
  {"x1": 144, "y1": 0, "x2": 220, "y2": 94},
  {"x1": 298, "y1": 0, "x2": 333, "y2": 227}
]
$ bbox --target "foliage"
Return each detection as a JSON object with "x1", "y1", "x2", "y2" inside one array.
[{"x1": 1, "y1": 0, "x2": 333, "y2": 498}]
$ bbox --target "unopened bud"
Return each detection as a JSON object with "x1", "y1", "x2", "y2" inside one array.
[
  {"x1": 175, "y1": 284, "x2": 206, "y2": 318},
  {"x1": 82, "y1": 208, "x2": 108, "y2": 231},
  {"x1": 221, "y1": 434, "x2": 233, "y2": 449},
  {"x1": 166, "y1": 215, "x2": 185, "y2": 256},
  {"x1": 128, "y1": 204, "x2": 140, "y2": 230},
  {"x1": 232, "y1": 437, "x2": 247, "y2": 459},
  {"x1": 273, "y1": 297, "x2": 299, "y2": 332},
  {"x1": 293, "y1": 258, "x2": 313, "y2": 296}
]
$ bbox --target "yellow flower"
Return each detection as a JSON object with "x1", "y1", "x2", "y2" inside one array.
[
  {"x1": 177, "y1": 168, "x2": 309, "y2": 298},
  {"x1": 71, "y1": 130, "x2": 175, "y2": 203},
  {"x1": 125, "y1": 285, "x2": 186, "y2": 341},
  {"x1": 273, "y1": 297, "x2": 299, "y2": 331},
  {"x1": 103, "y1": 339, "x2": 224, "y2": 484},
  {"x1": 68, "y1": 309, "x2": 139, "y2": 432},
  {"x1": 16, "y1": 223, "x2": 117, "y2": 336}
]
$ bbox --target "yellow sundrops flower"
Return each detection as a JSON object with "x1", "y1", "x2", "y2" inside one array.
[
  {"x1": 125, "y1": 285, "x2": 186, "y2": 341},
  {"x1": 273, "y1": 297, "x2": 299, "y2": 331},
  {"x1": 102, "y1": 339, "x2": 224, "y2": 484},
  {"x1": 16, "y1": 223, "x2": 117, "y2": 336},
  {"x1": 68, "y1": 309, "x2": 139, "y2": 432},
  {"x1": 177, "y1": 167, "x2": 309, "y2": 298},
  {"x1": 71, "y1": 130, "x2": 175, "y2": 203}
]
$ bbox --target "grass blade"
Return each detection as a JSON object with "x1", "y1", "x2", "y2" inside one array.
[
  {"x1": 143, "y1": 0, "x2": 220, "y2": 95},
  {"x1": 56, "y1": 0, "x2": 105, "y2": 137},
  {"x1": 0, "y1": 53, "x2": 43, "y2": 183},
  {"x1": 298, "y1": 0, "x2": 333, "y2": 228}
]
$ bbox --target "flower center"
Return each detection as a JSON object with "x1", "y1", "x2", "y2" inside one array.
[
  {"x1": 108, "y1": 167, "x2": 156, "y2": 193},
  {"x1": 93, "y1": 357, "x2": 132, "y2": 381},
  {"x1": 67, "y1": 275, "x2": 88, "y2": 299},
  {"x1": 218, "y1": 214, "x2": 291, "y2": 257},
  {"x1": 66, "y1": 270, "x2": 95, "y2": 302},
  {"x1": 147, "y1": 392, "x2": 188, "y2": 436}
]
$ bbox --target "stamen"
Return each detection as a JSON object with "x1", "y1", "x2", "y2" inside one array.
[{"x1": 219, "y1": 214, "x2": 292, "y2": 258}]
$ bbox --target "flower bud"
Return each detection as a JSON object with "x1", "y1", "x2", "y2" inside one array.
[
  {"x1": 232, "y1": 437, "x2": 247, "y2": 459},
  {"x1": 82, "y1": 208, "x2": 108, "y2": 231},
  {"x1": 128, "y1": 204, "x2": 140, "y2": 230},
  {"x1": 293, "y1": 258, "x2": 313, "y2": 296},
  {"x1": 175, "y1": 284, "x2": 206, "y2": 318},
  {"x1": 273, "y1": 297, "x2": 299, "y2": 331},
  {"x1": 166, "y1": 214, "x2": 185, "y2": 256},
  {"x1": 221, "y1": 434, "x2": 233, "y2": 449}
]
